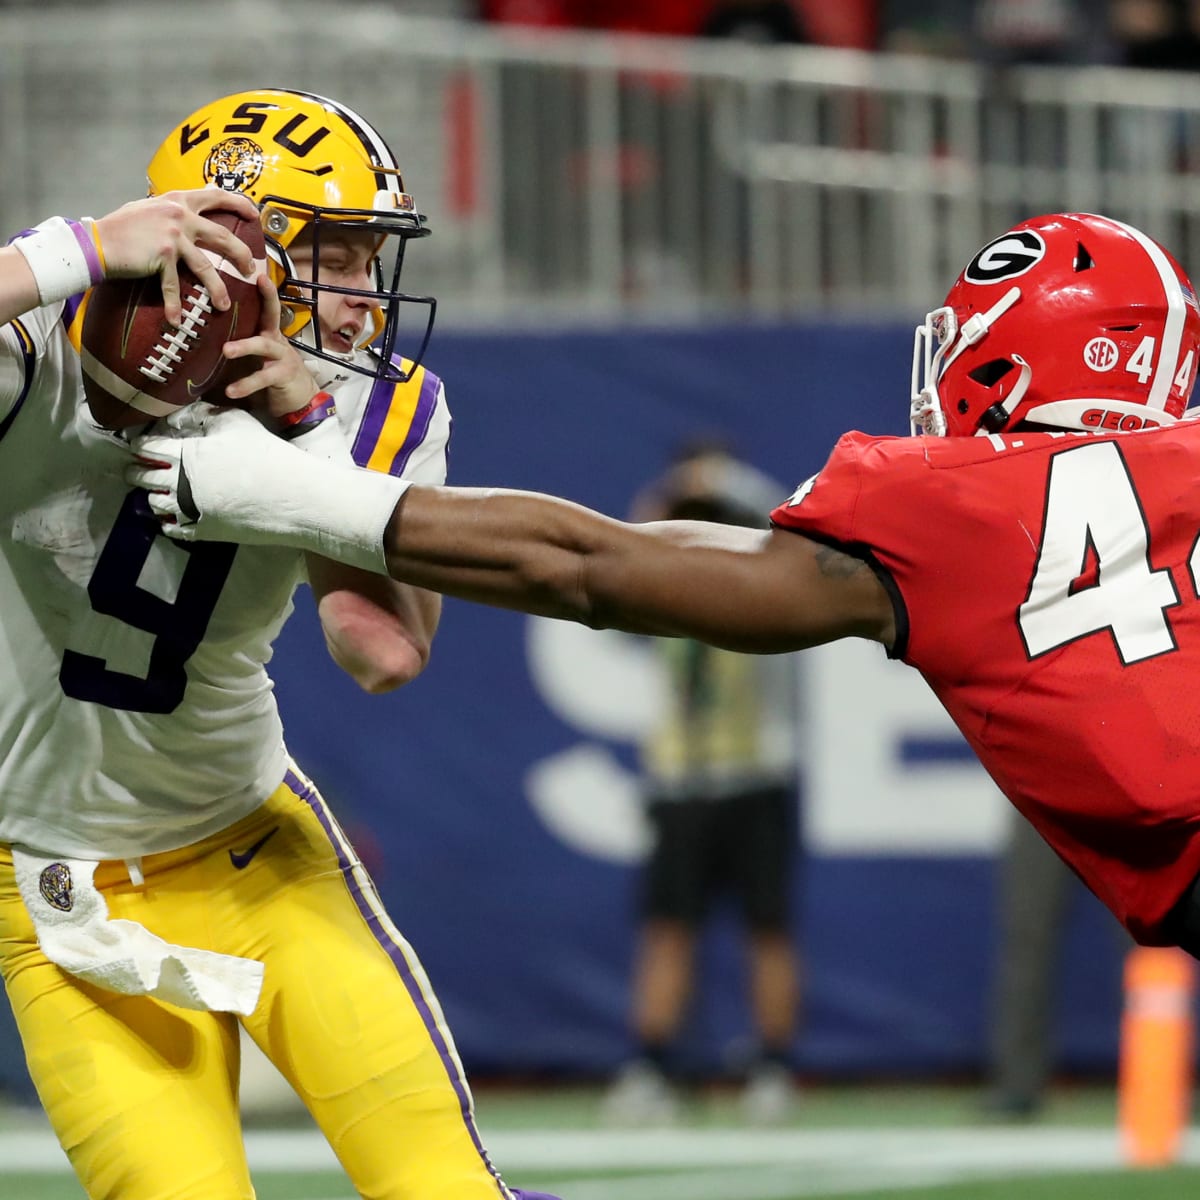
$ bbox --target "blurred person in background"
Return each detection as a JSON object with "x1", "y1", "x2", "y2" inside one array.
[
  {"x1": 477, "y1": 0, "x2": 814, "y2": 41},
  {"x1": 981, "y1": 813, "x2": 1075, "y2": 1120},
  {"x1": 604, "y1": 441, "x2": 804, "y2": 1126},
  {"x1": 699, "y1": 0, "x2": 809, "y2": 42},
  {"x1": 981, "y1": 812, "x2": 1130, "y2": 1120},
  {"x1": 1106, "y1": 0, "x2": 1200, "y2": 175},
  {"x1": 880, "y1": 0, "x2": 1108, "y2": 61},
  {"x1": 972, "y1": 0, "x2": 1101, "y2": 65},
  {"x1": 983, "y1": 815, "x2": 1086, "y2": 1118},
  {"x1": 1110, "y1": 0, "x2": 1200, "y2": 69}
]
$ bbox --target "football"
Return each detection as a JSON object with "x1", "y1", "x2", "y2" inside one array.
[{"x1": 79, "y1": 209, "x2": 266, "y2": 430}]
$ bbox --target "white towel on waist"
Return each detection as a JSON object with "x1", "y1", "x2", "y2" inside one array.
[{"x1": 12, "y1": 846, "x2": 263, "y2": 1016}]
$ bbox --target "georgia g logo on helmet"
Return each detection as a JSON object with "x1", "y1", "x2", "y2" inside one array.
[{"x1": 964, "y1": 230, "x2": 1046, "y2": 285}]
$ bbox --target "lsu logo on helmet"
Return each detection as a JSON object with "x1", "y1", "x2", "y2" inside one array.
[{"x1": 203, "y1": 137, "x2": 266, "y2": 193}]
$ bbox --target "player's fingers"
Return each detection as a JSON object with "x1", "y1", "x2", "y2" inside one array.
[
  {"x1": 222, "y1": 332, "x2": 285, "y2": 369},
  {"x1": 125, "y1": 461, "x2": 173, "y2": 491},
  {"x1": 141, "y1": 481, "x2": 197, "y2": 528},
  {"x1": 222, "y1": 359, "x2": 286, "y2": 403},
  {"x1": 192, "y1": 186, "x2": 259, "y2": 223},
  {"x1": 129, "y1": 451, "x2": 173, "y2": 468},
  {"x1": 257, "y1": 272, "x2": 283, "y2": 330},
  {"x1": 130, "y1": 433, "x2": 180, "y2": 461},
  {"x1": 194, "y1": 214, "x2": 256, "y2": 280},
  {"x1": 177, "y1": 241, "x2": 233, "y2": 312},
  {"x1": 159, "y1": 259, "x2": 183, "y2": 327},
  {"x1": 146, "y1": 490, "x2": 196, "y2": 535}
]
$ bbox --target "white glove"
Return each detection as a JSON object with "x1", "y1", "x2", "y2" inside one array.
[{"x1": 126, "y1": 406, "x2": 410, "y2": 574}]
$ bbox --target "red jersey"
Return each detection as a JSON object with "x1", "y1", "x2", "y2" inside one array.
[{"x1": 771, "y1": 423, "x2": 1200, "y2": 943}]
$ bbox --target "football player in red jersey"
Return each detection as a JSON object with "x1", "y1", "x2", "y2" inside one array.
[{"x1": 134, "y1": 212, "x2": 1200, "y2": 955}]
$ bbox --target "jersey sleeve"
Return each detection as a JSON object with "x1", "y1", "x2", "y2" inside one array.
[
  {"x1": 770, "y1": 431, "x2": 951, "y2": 662},
  {"x1": 0, "y1": 275, "x2": 78, "y2": 446},
  {"x1": 0, "y1": 220, "x2": 92, "y2": 445},
  {"x1": 0, "y1": 319, "x2": 37, "y2": 439},
  {"x1": 769, "y1": 431, "x2": 874, "y2": 546},
  {"x1": 345, "y1": 364, "x2": 451, "y2": 485}
]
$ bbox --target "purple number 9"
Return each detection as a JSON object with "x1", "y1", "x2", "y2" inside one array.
[{"x1": 59, "y1": 489, "x2": 237, "y2": 713}]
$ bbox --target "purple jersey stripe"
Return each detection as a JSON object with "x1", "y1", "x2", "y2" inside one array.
[
  {"x1": 61, "y1": 291, "x2": 84, "y2": 331},
  {"x1": 350, "y1": 373, "x2": 396, "y2": 467},
  {"x1": 388, "y1": 366, "x2": 440, "y2": 478},
  {"x1": 283, "y1": 768, "x2": 509, "y2": 1194},
  {"x1": 0, "y1": 320, "x2": 37, "y2": 445}
]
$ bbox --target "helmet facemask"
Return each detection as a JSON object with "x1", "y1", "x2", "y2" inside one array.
[
  {"x1": 264, "y1": 199, "x2": 435, "y2": 385},
  {"x1": 910, "y1": 288, "x2": 1028, "y2": 436}
]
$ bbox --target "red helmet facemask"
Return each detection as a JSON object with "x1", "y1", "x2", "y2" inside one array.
[{"x1": 911, "y1": 213, "x2": 1200, "y2": 437}]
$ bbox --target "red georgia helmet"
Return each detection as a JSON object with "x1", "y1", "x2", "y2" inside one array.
[{"x1": 911, "y1": 213, "x2": 1200, "y2": 437}]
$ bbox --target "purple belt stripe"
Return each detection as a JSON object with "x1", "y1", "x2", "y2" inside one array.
[{"x1": 283, "y1": 768, "x2": 509, "y2": 1194}]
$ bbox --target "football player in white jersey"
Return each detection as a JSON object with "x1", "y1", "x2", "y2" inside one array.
[{"x1": 0, "y1": 89, "x2": 557, "y2": 1200}]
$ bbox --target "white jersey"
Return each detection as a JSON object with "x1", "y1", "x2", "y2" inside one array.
[{"x1": 0, "y1": 287, "x2": 450, "y2": 860}]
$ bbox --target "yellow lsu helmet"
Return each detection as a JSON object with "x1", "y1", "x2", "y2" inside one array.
[{"x1": 146, "y1": 88, "x2": 435, "y2": 383}]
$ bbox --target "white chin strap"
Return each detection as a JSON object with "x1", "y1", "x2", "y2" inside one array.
[
  {"x1": 981, "y1": 355, "x2": 1033, "y2": 434},
  {"x1": 910, "y1": 286, "x2": 1022, "y2": 436}
]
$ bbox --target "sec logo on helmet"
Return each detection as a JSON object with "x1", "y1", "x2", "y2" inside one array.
[{"x1": 1084, "y1": 337, "x2": 1120, "y2": 372}]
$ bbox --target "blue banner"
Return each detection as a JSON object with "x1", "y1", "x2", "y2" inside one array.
[
  {"x1": 0, "y1": 320, "x2": 1125, "y2": 1101},
  {"x1": 266, "y1": 320, "x2": 1124, "y2": 1079}
]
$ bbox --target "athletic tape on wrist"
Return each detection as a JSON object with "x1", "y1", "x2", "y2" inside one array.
[{"x1": 12, "y1": 217, "x2": 105, "y2": 305}]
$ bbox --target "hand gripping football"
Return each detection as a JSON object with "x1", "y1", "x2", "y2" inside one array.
[{"x1": 79, "y1": 209, "x2": 266, "y2": 430}]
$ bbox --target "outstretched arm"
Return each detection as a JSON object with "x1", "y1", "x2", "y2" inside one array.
[
  {"x1": 128, "y1": 408, "x2": 896, "y2": 655},
  {"x1": 383, "y1": 485, "x2": 893, "y2": 653}
]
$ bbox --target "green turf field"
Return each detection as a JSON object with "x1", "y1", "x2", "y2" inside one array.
[{"x1": 3, "y1": 1082, "x2": 1198, "y2": 1199}]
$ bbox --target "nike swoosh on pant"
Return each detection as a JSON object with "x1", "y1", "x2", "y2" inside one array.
[{"x1": 228, "y1": 826, "x2": 279, "y2": 870}]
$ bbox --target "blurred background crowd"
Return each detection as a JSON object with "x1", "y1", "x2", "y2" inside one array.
[{"x1": 465, "y1": 0, "x2": 1192, "y2": 71}]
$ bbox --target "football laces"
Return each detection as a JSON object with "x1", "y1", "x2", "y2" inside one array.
[{"x1": 140, "y1": 285, "x2": 212, "y2": 383}]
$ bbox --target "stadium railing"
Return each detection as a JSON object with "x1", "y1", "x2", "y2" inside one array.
[{"x1": 3, "y1": 3, "x2": 1200, "y2": 324}]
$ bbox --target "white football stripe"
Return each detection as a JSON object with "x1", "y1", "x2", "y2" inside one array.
[
  {"x1": 197, "y1": 247, "x2": 267, "y2": 286},
  {"x1": 1105, "y1": 215, "x2": 1186, "y2": 410},
  {"x1": 78, "y1": 347, "x2": 178, "y2": 417}
]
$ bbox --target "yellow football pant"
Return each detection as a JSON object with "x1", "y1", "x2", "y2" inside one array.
[{"x1": 0, "y1": 768, "x2": 512, "y2": 1200}]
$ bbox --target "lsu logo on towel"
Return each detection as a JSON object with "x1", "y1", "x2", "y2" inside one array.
[{"x1": 39, "y1": 863, "x2": 73, "y2": 912}]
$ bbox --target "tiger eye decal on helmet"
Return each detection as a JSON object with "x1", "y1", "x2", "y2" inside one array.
[
  {"x1": 963, "y1": 230, "x2": 1046, "y2": 285},
  {"x1": 146, "y1": 88, "x2": 436, "y2": 386}
]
